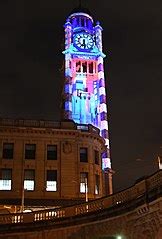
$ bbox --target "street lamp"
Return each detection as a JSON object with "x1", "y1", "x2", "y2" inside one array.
[
  {"x1": 85, "y1": 177, "x2": 88, "y2": 212},
  {"x1": 158, "y1": 156, "x2": 162, "y2": 169},
  {"x1": 21, "y1": 156, "x2": 25, "y2": 213},
  {"x1": 21, "y1": 184, "x2": 25, "y2": 213},
  {"x1": 116, "y1": 236, "x2": 122, "y2": 239},
  {"x1": 85, "y1": 177, "x2": 88, "y2": 203}
]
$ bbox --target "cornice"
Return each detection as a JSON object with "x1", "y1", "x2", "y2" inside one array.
[{"x1": 0, "y1": 126, "x2": 105, "y2": 145}]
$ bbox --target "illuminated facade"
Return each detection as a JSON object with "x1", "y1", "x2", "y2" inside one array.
[
  {"x1": 0, "y1": 119, "x2": 107, "y2": 206},
  {"x1": 63, "y1": 8, "x2": 111, "y2": 169}
]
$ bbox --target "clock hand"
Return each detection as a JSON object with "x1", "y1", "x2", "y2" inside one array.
[{"x1": 82, "y1": 39, "x2": 86, "y2": 48}]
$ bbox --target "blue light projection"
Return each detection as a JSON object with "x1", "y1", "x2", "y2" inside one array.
[{"x1": 63, "y1": 11, "x2": 111, "y2": 169}]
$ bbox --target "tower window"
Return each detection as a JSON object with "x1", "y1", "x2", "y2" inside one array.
[
  {"x1": 82, "y1": 62, "x2": 87, "y2": 73},
  {"x1": 81, "y1": 18, "x2": 84, "y2": 27},
  {"x1": 25, "y1": 144, "x2": 36, "y2": 159},
  {"x1": 24, "y1": 170, "x2": 35, "y2": 191},
  {"x1": 46, "y1": 170, "x2": 57, "y2": 191},
  {"x1": 95, "y1": 174, "x2": 100, "y2": 195},
  {"x1": 80, "y1": 147, "x2": 88, "y2": 162},
  {"x1": 3, "y1": 143, "x2": 14, "y2": 159},
  {"x1": 76, "y1": 61, "x2": 81, "y2": 72},
  {"x1": 72, "y1": 17, "x2": 77, "y2": 27},
  {"x1": 85, "y1": 18, "x2": 88, "y2": 27},
  {"x1": 77, "y1": 18, "x2": 80, "y2": 26},
  {"x1": 80, "y1": 172, "x2": 88, "y2": 193},
  {"x1": 0, "y1": 169, "x2": 12, "y2": 191},
  {"x1": 89, "y1": 62, "x2": 93, "y2": 74},
  {"x1": 87, "y1": 19, "x2": 92, "y2": 29},
  {"x1": 47, "y1": 145, "x2": 57, "y2": 160}
]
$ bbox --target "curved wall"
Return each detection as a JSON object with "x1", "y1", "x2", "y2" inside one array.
[{"x1": 0, "y1": 119, "x2": 106, "y2": 205}]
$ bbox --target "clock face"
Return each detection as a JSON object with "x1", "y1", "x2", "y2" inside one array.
[{"x1": 74, "y1": 33, "x2": 94, "y2": 50}]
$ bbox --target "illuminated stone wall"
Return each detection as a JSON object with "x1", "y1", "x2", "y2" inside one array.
[{"x1": 0, "y1": 119, "x2": 106, "y2": 205}]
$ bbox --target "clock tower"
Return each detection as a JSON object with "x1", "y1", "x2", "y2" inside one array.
[{"x1": 62, "y1": 6, "x2": 112, "y2": 191}]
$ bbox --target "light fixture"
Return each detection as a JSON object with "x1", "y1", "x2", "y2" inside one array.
[{"x1": 116, "y1": 236, "x2": 122, "y2": 239}]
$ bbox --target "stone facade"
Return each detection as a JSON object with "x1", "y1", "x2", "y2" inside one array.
[{"x1": 0, "y1": 118, "x2": 110, "y2": 206}]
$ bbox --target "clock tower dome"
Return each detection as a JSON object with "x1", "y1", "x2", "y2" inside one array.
[{"x1": 62, "y1": 6, "x2": 112, "y2": 186}]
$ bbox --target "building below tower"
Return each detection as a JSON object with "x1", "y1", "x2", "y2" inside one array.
[{"x1": 0, "y1": 118, "x2": 112, "y2": 208}]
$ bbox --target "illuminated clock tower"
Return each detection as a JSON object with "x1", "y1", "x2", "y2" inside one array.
[{"x1": 62, "y1": 6, "x2": 111, "y2": 174}]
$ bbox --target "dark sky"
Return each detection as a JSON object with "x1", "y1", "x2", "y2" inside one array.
[{"x1": 0, "y1": 0, "x2": 162, "y2": 192}]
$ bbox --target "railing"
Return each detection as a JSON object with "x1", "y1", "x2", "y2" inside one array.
[
  {"x1": 0, "y1": 118, "x2": 100, "y2": 136},
  {"x1": 0, "y1": 170, "x2": 161, "y2": 227}
]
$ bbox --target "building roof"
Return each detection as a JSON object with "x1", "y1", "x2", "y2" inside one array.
[{"x1": 70, "y1": 6, "x2": 92, "y2": 17}]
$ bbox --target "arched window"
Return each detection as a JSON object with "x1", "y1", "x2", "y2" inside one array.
[
  {"x1": 82, "y1": 62, "x2": 87, "y2": 73},
  {"x1": 89, "y1": 62, "x2": 93, "y2": 74},
  {"x1": 81, "y1": 18, "x2": 84, "y2": 27},
  {"x1": 76, "y1": 61, "x2": 81, "y2": 72}
]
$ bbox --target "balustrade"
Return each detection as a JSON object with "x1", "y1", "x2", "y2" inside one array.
[{"x1": 0, "y1": 170, "x2": 161, "y2": 226}]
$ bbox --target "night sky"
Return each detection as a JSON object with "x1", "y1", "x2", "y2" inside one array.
[{"x1": 0, "y1": 0, "x2": 162, "y2": 192}]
